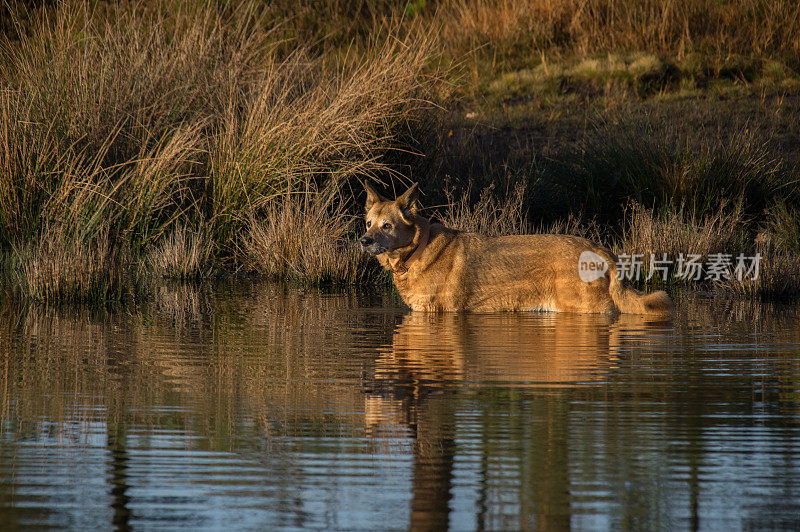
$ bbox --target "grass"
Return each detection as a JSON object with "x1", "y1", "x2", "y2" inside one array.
[
  {"x1": 438, "y1": 181, "x2": 530, "y2": 236},
  {"x1": 245, "y1": 184, "x2": 378, "y2": 285},
  {"x1": 147, "y1": 223, "x2": 212, "y2": 280},
  {"x1": 0, "y1": 0, "x2": 434, "y2": 302},
  {"x1": 2, "y1": 0, "x2": 800, "y2": 302},
  {"x1": 618, "y1": 201, "x2": 748, "y2": 258},
  {"x1": 568, "y1": 122, "x2": 793, "y2": 225}
]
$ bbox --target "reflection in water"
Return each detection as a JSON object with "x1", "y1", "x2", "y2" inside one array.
[
  {"x1": 364, "y1": 312, "x2": 670, "y2": 530},
  {"x1": 107, "y1": 422, "x2": 132, "y2": 532},
  {"x1": 0, "y1": 284, "x2": 800, "y2": 529}
]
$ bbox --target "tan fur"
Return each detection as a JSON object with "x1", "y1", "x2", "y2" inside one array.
[
  {"x1": 360, "y1": 183, "x2": 673, "y2": 315},
  {"x1": 364, "y1": 311, "x2": 671, "y2": 432}
]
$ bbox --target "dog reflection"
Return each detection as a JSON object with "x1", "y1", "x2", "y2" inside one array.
[
  {"x1": 365, "y1": 311, "x2": 670, "y2": 429},
  {"x1": 363, "y1": 311, "x2": 670, "y2": 531}
]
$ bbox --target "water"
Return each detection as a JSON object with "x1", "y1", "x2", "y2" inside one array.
[{"x1": 1, "y1": 282, "x2": 800, "y2": 530}]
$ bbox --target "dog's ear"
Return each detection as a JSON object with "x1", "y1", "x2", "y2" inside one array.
[
  {"x1": 396, "y1": 183, "x2": 420, "y2": 220},
  {"x1": 364, "y1": 181, "x2": 386, "y2": 212}
]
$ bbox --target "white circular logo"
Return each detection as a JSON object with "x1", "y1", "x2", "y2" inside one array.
[{"x1": 578, "y1": 250, "x2": 608, "y2": 283}]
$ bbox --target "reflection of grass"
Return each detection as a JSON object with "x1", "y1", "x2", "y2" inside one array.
[
  {"x1": 1, "y1": 284, "x2": 798, "y2": 451},
  {"x1": 0, "y1": 284, "x2": 399, "y2": 447}
]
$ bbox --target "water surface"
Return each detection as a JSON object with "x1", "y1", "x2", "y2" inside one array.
[{"x1": 1, "y1": 283, "x2": 800, "y2": 530}]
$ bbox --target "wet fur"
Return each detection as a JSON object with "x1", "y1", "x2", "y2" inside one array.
[{"x1": 360, "y1": 183, "x2": 673, "y2": 315}]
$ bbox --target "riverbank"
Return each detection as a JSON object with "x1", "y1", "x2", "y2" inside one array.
[{"x1": 2, "y1": 1, "x2": 799, "y2": 302}]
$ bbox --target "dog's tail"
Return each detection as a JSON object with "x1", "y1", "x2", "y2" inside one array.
[{"x1": 606, "y1": 258, "x2": 674, "y2": 315}]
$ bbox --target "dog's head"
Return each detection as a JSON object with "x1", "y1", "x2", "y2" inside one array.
[{"x1": 359, "y1": 182, "x2": 420, "y2": 256}]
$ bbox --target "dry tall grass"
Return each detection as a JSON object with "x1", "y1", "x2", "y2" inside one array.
[
  {"x1": 572, "y1": 124, "x2": 789, "y2": 225},
  {"x1": 720, "y1": 241, "x2": 800, "y2": 299},
  {"x1": 0, "y1": 1, "x2": 435, "y2": 301},
  {"x1": 265, "y1": 0, "x2": 800, "y2": 62},
  {"x1": 438, "y1": 182, "x2": 530, "y2": 236},
  {"x1": 440, "y1": 0, "x2": 800, "y2": 60},
  {"x1": 209, "y1": 37, "x2": 435, "y2": 245},
  {"x1": 147, "y1": 223, "x2": 212, "y2": 280},
  {"x1": 11, "y1": 223, "x2": 117, "y2": 302},
  {"x1": 618, "y1": 201, "x2": 748, "y2": 259},
  {"x1": 2, "y1": 0, "x2": 800, "y2": 302},
  {"x1": 245, "y1": 185, "x2": 376, "y2": 284},
  {"x1": 437, "y1": 180, "x2": 597, "y2": 239}
]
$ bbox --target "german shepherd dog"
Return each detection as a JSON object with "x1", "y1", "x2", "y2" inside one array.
[{"x1": 359, "y1": 182, "x2": 673, "y2": 314}]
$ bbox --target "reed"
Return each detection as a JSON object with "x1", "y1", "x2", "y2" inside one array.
[
  {"x1": 439, "y1": 0, "x2": 800, "y2": 59},
  {"x1": 438, "y1": 182, "x2": 530, "y2": 237},
  {"x1": 208, "y1": 36, "x2": 435, "y2": 247},
  {"x1": 0, "y1": 1, "x2": 434, "y2": 300},
  {"x1": 2, "y1": 0, "x2": 800, "y2": 301},
  {"x1": 245, "y1": 184, "x2": 379, "y2": 285},
  {"x1": 617, "y1": 202, "x2": 749, "y2": 260}
]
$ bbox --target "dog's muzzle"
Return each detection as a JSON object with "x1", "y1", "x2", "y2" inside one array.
[{"x1": 359, "y1": 235, "x2": 386, "y2": 255}]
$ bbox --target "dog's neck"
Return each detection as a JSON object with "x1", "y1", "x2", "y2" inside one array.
[{"x1": 388, "y1": 220, "x2": 430, "y2": 275}]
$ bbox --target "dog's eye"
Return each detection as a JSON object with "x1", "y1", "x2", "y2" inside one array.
[
  {"x1": 382, "y1": 222, "x2": 392, "y2": 230},
  {"x1": 366, "y1": 220, "x2": 372, "y2": 228}
]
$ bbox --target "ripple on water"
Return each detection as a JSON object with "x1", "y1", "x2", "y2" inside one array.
[{"x1": 1, "y1": 286, "x2": 800, "y2": 529}]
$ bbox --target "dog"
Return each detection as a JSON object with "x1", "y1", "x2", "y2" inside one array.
[{"x1": 358, "y1": 182, "x2": 673, "y2": 314}]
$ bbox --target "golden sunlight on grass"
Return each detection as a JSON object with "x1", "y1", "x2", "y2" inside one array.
[{"x1": 1, "y1": 0, "x2": 799, "y2": 300}]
